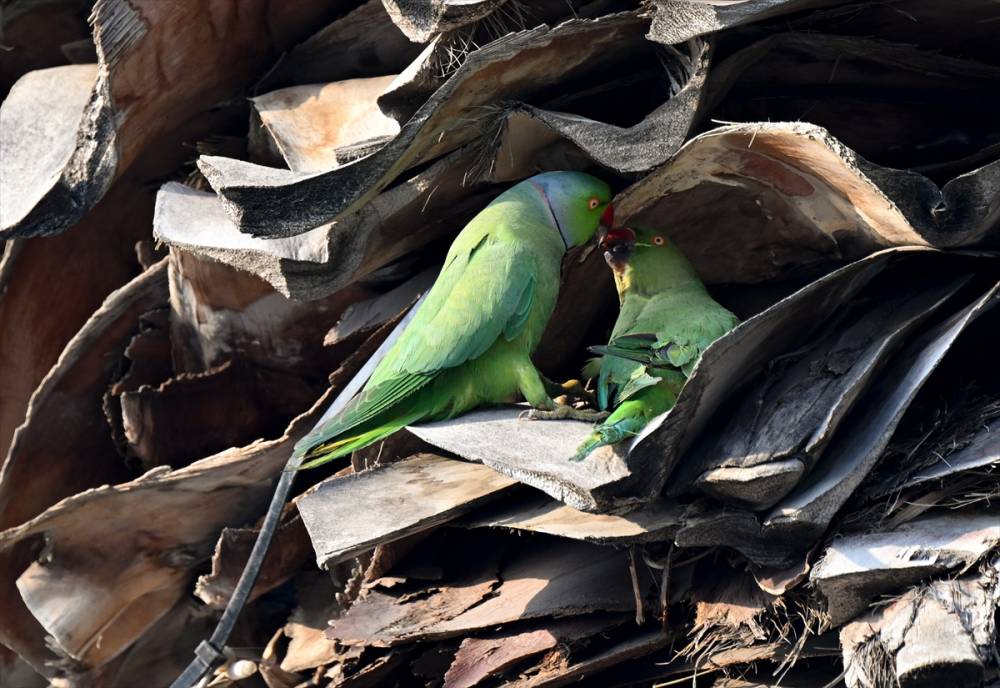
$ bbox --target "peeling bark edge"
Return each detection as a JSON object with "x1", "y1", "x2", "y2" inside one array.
[
  {"x1": 90, "y1": 0, "x2": 146, "y2": 69},
  {"x1": 1, "y1": 61, "x2": 120, "y2": 238},
  {"x1": 0, "y1": 259, "x2": 167, "y2": 484},
  {"x1": 198, "y1": 12, "x2": 647, "y2": 238},
  {"x1": 647, "y1": 0, "x2": 843, "y2": 45},
  {"x1": 382, "y1": 0, "x2": 510, "y2": 43}
]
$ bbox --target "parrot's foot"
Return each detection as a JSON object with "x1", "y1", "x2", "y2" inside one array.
[
  {"x1": 519, "y1": 405, "x2": 610, "y2": 422},
  {"x1": 543, "y1": 377, "x2": 598, "y2": 407}
]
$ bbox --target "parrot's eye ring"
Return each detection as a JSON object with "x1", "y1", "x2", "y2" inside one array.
[
  {"x1": 653, "y1": 236, "x2": 665, "y2": 246},
  {"x1": 587, "y1": 197, "x2": 600, "y2": 210}
]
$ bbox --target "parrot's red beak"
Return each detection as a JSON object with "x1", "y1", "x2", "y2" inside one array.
[
  {"x1": 600, "y1": 226, "x2": 636, "y2": 250},
  {"x1": 601, "y1": 226, "x2": 636, "y2": 273},
  {"x1": 600, "y1": 204, "x2": 615, "y2": 230}
]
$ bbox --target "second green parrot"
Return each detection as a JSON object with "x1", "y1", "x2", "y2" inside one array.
[
  {"x1": 294, "y1": 171, "x2": 614, "y2": 469},
  {"x1": 574, "y1": 226, "x2": 739, "y2": 460}
]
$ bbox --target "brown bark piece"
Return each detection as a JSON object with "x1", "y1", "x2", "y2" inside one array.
[
  {"x1": 0, "y1": 260, "x2": 167, "y2": 673},
  {"x1": 0, "y1": 318, "x2": 392, "y2": 673},
  {"x1": 328, "y1": 577, "x2": 500, "y2": 648},
  {"x1": 811, "y1": 512, "x2": 1000, "y2": 626},
  {"x1": 280, "y1": 573, "x2": 355, "y2": 674},
  {"x1": 329, "y1": 540, "x2": 642, "y2": 646},
  {"x1": 445, "y1": 630, "x2": 561, "y2": 688},
  {"x1": 463, "y1": 493, "x2": 683, "y2": 545},
  {"x1": 688, "y1": 569, "x2": 779, "y2": 656},
  {"x1": 195, "y1": 508, "x2": 313, "y2": 609},
  {"x1": 0, "y1": 176, "x2": 154, "y2": 464},
  {"x1": 251, "y1": 76, "x2": 400, "y2": 173},
  {"x1": 299, "y1": 453, "x2": 520, "y2": 570},
  {"x1": 332, "y1": 651, "x2": 409, "y2": 688},
  {"x1": 109, "y1": 310, "x2": 173, "y2": 396},
  {"x1": 431, "y1": 543, "x2": 639, "y2": 636},
  {"x1": 94, "y1": 0, "x2": 343, "y2": 174},
  {"x1": 118, "y1": 360, "x2": 319, "y2": 469},
  {"x1": 167, "y1": 248, "x2": 372, "y2": 377},
  {"x1": 840, "y1": 559, "x2": 1000, "y2": 688},
  {"x1": 444, "y1": 616, "x2": 624, "y2": 688},
  {"x1": 508, "y1": 631, "x2": 670, "y2": 688},
  {"x1": 616, "y1": 122, "x2": 931, "y2": 286}
]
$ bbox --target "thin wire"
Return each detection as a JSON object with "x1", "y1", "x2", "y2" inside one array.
[
  {"x1": 169, "y1": 294, "x2": 429, "y2": 688},
  {"x1": 169, "y1": 466, "x2": 298, "y2": 688}
]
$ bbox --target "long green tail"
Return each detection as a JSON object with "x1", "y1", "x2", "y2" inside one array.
[
  {"x1": 295, "y1": 414, "x2": 419, "y2": 470},
  {"x1": 298, "y1": 427, "x2": 395, "y2": 469},
  {"x1": 572, "y1": 380, "x2": 681, "y2": 461},
  {"x1": 572, "y1": 412, "x2": 648, "y2": 461}
]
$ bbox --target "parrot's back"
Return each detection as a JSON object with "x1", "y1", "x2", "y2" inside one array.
[
  {"x1": 579, "y1": 234, "x2": 739, "y2": 459},
  {"x1": 294, "y1": 186, "x2": 566, "y2": 467}
]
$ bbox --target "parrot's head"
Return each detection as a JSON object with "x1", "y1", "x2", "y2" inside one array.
[
  {"x1": 600, "y1": 226, "x2": 637, "y2": 274},
  {"x1": 527, "y1": 171, "x2": 614, "y2": 249},
  {"x1": 600, "y1": 225, "x2": 700, "y2": 295}
]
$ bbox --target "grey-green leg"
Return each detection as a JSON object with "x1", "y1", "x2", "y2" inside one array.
[
  {"x1": 516, "y1": 363, "x2": 556, "y2": 410},
  {"x1": 520, "y1": 405, "x2": 610, "y2": 422}
]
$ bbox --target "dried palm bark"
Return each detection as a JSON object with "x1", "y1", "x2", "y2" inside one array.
[
  {"x1": 197, "y1": 12, "x2": 668, "y2": 237},
  {"x1": 0, "y1": 0, "x2": 89, "y2": 98},
  {"x1": 0, "y1": 0, "x2": 345, "y2": 238},
  {"x1": 0, "y1": 261, "x2": 168, "y2": 674},
  {"x1": 0, "y1": 2, "x2": 999, "y2": 687},
  {"x1": 0, "y1": 177, "x2": 154, "y2": 465}
]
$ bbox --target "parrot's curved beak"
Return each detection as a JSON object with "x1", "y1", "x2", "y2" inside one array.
[
  {"x1": 601, "y1": 226, "x2": 636, "y2": 273},
  {"x1": 596, "y1": 225, "x2": 608, "y2": 246},
  {"x1": 600, "y1": 204, "x2": 615, "y2": 231},
  {"x1": 595, "y1": 204, "x2": 615, "y2": 248}
]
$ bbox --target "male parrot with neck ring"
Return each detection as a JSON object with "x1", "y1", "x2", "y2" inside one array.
[
  {"x1": 573, "y1": 226, "x2": 739, "y2": 461},
  {"x1": 294, "y1": 171, "x2": 615, "y2": 469}
]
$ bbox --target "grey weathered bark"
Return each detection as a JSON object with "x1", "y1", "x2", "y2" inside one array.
[{"x1": 2, "y1": 2, "x2": 1000, "y2": 686}]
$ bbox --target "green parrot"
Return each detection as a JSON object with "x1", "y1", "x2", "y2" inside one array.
[
  {"x1": 295, "y1": 171, "x2": 615, "y2": 469},
  {"x1": 574, "y1": 226, "x2": 739, "y2": 461}
]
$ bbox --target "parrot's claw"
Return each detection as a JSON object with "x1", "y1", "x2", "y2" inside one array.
[
  {"x1": 543, "y1": 377, "x2": 598, "y2": 407},
  {"x1": 519, "y1": 405, "x2": 610, "y2": 422}
]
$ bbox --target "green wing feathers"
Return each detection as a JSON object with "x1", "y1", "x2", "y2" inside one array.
[
  {"x1": 590, "y1": 334, "x2": 656, "y2": 364},
  {"x1": 295, "y1": 234, "x2": 541, "y2": 466},
  {"x1": 371, "y1": 236, "x2": 537, "y2": 382},
  {"x1": 578, "y1": 289, "x2": 739, "y2": 459}
]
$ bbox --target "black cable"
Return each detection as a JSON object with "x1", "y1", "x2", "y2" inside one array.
[
  {"x1": 169, "y1": 456, "x2": 300, "y2": 688},
  {"x1": 169, "y1": 294, "x2": 425, "y2": 687}
]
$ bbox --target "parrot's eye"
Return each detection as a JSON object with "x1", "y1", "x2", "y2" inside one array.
[
  {"x1": 653, "y1": 236, "x2": 665, "y2": 246},
  {"x1": 587, "y1": 197, "x2": 600, "y2": 210}
]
